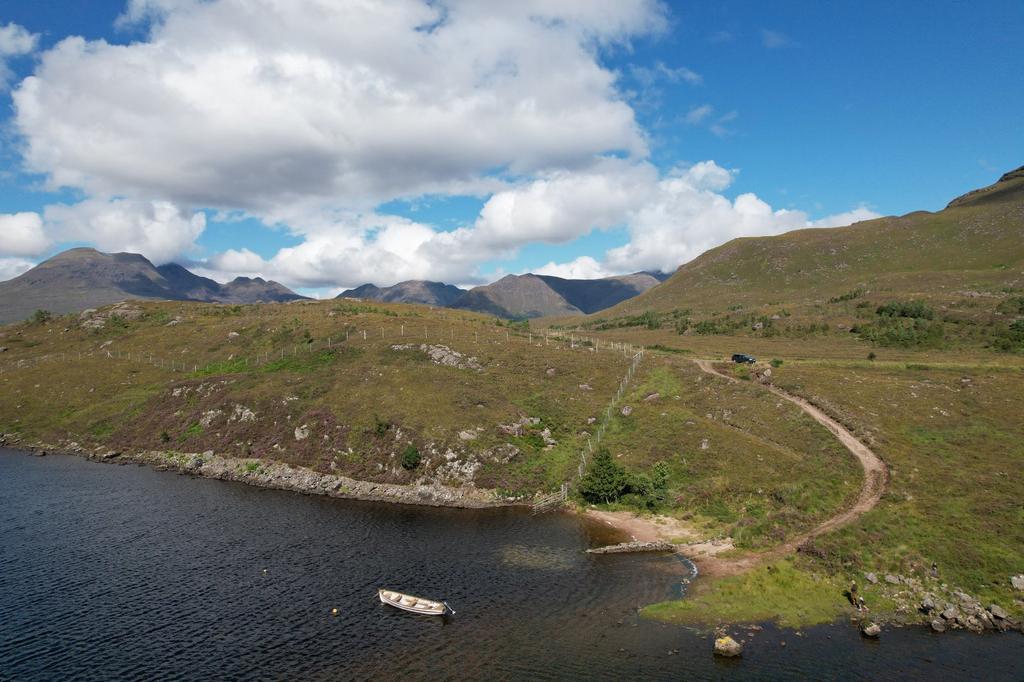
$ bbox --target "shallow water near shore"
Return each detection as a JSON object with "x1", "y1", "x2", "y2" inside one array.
[{"x1": 1, "y1": 449, "x2": 1022, "y2": 680}]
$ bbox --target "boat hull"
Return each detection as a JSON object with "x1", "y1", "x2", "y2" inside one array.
[{"x1": 378, "y1": 589, "x2": 449, "y2": 616}]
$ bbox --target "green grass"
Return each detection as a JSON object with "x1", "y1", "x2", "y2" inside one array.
[{"x1": 643, "y1": 559, "x2": 846, "y2": 628}]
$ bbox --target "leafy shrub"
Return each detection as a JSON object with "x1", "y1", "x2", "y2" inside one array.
[
  {"x1": 876, "y1": 300, "x2": 934, "y2": 320},
  {"x1": 692, "y1": 319, "x2": 722, "y2": 335},
  {"x1": 28, "y1": 309, "x2": 52, "y2": 325},
  {"x1": 996, "y1": 296, "x2": 1024, "y2": 315},
  {"x1": 770, "y1": 359, "x2": 784, "y2": 368},
  {"x1": 374, "y1": 417, "x2": 391, "y2": 437},
  {"x1": 829, "y1": 288, "x2": 865, "y2": 303},
  {"x1": 859, "y1": 318, "x2": 944, "y2": 348},
  {"x1": 648, "y1": 344, "x2": 691, "y2": 354},
  {"x1": 401, "y1": 445, "x2": 421, "y2": 470}
]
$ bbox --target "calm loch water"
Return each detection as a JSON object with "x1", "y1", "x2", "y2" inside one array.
[{"x1": 1, "y1": 449, "x2": 1021, "y2": 680}]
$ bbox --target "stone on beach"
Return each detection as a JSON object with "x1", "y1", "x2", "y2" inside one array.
[{"x1": 713, "y1": 636, "x2": 743, "y2": 657}]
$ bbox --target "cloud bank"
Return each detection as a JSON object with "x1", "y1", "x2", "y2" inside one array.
[{"x1": 5, "y1": 0, "x2": 878, "y2": 291}]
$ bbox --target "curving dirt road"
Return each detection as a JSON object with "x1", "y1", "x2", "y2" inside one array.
[{"x1": 683, "y1": 359, "x2": 889, "y2": 575}]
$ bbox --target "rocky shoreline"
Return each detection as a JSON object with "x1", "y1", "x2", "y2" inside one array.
[{"x1": 0, "y1": 434, "x2": 516, "y2": 510}]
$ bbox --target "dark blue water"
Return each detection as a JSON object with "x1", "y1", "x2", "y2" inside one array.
[{"x1": 1, "y1": 450, "x2": 1021, "y2": 680}]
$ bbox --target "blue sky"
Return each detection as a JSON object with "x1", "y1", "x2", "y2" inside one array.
[{"x1": 0, "y1": 1, "x2": 1021, "y2": 294}]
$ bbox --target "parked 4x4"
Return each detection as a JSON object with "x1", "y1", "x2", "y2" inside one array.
[{"x1": 731, "y1": 353, "x2": 756, "y2": 364}]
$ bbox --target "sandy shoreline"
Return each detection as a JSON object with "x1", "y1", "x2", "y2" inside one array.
[{"x1": 581, "y1": 508, "x2": 736, "y2": 572}]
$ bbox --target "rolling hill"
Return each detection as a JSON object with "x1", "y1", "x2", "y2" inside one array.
[
  {"x1": 338, "y1": 280, "x2": 465, "y2": 306},
  {"x1": 0, "y1": 248, "x2": 306, "y2": 323},
  {"x1": 450, "y1": 272, "x2": 665, "y2": 319},
  {"x1": 595, "y1": 165, "x2": 1024, "y2": 318}
]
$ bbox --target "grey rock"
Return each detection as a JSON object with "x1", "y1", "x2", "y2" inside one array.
[
  {"x1": 1012, "y1": 575, "x2": 1024, "y2": 591},
  {"x1": 861, "y1": 623, "x2": 881, "y2": 638},
  {"x1": 941, "y1": 607, "x2": 959, "y2": 621},
  {"x1": 884, "y1": 574, "x2": 901, "y2": 585},
  {"x1": 989, "y1": 604, "x2": 1008, "y2": 620},
  {"x1": 865, "y1": 572, "x2": 878, "y2": 584},
  {"x1": 930, "y1": 619, "x2": 946, "y2": 633},
  {"x1": 643, "y1": 392, "x2": 660, "y2": 402},
  {"x1": 713, "y1": 636, "x2": 743, "y2": 657},
  {"x1": 920, "y1": 596, "x2": 936, "y2": 613},
  {"x1": 620, "y1": 405, "x2": 633, "y2": 417},
  {"x1": 294, "y1": 425, "x2": 310, "y2": 441},
  {"x1": 587, "y1": 540, "x2": 675, "y2": 554}
]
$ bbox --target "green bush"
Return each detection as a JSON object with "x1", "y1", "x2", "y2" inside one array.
[
  {"x1": 859, "y1": 318, "x2": 944, "y2": 348},
  {"x1": 401, "y1": 445, "x2": 421, "y2": 470},
  {"x1": 692, "y1": 319, "x2": 722, "y2": 335},
  {"x1": 770, "y1": 359, "x2": 784, "y2": 368},
  {"x1": 28, "y1": 309, "x2": 52, "y2": 325},
  {"x1": 579, "y1": 447, "x2": 627, "y2": 503},
  {"x1": 829, "y1": 288, "x2": 865, "y2": 303},
  {"x1": 876, "y1": 300, "x2": 934, "y2": 320}
]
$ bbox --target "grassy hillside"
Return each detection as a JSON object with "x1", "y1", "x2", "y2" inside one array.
[
  {"x1": 0, "y1": 298, "x2": 866, "y2": 533},
  {"x1": 567, "y1": 169, "x2": 1024, "y2": 358}
]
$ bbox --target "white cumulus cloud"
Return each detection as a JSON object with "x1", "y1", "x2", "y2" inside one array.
[
  {"x1": 0, "y1": 22, "x2": 39, "y2": 89},
  {"x1": 0, "y1": 212, "x2": 50, "y2": 256},
  {"x1": 43, "y1": 199, "x2": 206, "y2": 264},
  {"x1": 0, "y1": 257, "x2": 37, "y2": 282},
  {"x1": 14, "y1": 0, "x2": 660, "y2": 213}
]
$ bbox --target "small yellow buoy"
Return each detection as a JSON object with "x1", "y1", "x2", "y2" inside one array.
[{"x1": 331, "y1": 608, "x2": 339, "y2": 616}]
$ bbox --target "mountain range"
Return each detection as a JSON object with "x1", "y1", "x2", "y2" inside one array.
[
  {"x1": 2, "y1": 165, "x2": 1020, "y2": 326},
  {"x1": 0, "y1": 248, "x2": 306, "y2": 323},
  {"x1": 340, "y1": 271, "x2": 666, "y2": 319},
  {"x1": 447, "y1": 272, "x2": 666, "y2": 318}
]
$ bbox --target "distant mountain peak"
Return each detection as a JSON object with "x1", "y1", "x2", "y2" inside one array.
[
  {"x1": 0, "y1": 248, "x2": 306, "y2": 323},
  {"x1": 338, "y1": 280, "x2": 465, "y2": 307}
]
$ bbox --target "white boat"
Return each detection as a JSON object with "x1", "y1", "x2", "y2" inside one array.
[{"x1": 378, "y1": 589, "x2": 453, "y2": 616}]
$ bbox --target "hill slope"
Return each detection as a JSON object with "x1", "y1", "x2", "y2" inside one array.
[
  {"x1": 338, "y1": 280, "x2": 465, "y2": 306},
  {"x1": 451, "y1": 272, "x2": 663, "y2": 319},
  {"x1": 598, "y1": 167, "x2": 1024, "y2": 318},
  {"x1": 0, "y1": 248, "x2": 306, "y2": 323}
]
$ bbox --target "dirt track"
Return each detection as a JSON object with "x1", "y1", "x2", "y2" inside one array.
[{"x1": 688, "y1": 359, "x2": 889, "y2": 575}]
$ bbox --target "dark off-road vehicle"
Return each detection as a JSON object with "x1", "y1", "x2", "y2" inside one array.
[{"x1": 731, "y1": 353, "x2": 757, "y2": 364}]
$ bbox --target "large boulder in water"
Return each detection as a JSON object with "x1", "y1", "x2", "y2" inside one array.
[
  {"x1": 861, "y1": 622, "x2": 881, "y2": 638},
  {"x1": 713, "y1": 636, "x2": 743, "y2": 657}
]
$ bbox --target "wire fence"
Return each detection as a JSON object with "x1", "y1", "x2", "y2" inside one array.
[{"x1": 576, "y1": 348, "x2": 644, "y2": 480}]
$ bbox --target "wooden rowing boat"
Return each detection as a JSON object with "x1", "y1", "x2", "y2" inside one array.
[{"x1": 378, "y1": 589, "x2": 453, "y2": 616}]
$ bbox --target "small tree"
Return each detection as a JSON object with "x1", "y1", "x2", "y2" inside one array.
[
  {"x1": 401, "y1": 445, "x2": 421, "y2": 470},
  {"x1": 29, "y1": 309, "x2": 52, "y2": 325},
  {"x1": 579, "y1": 447, "x2": 627, "y2": 503}
]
